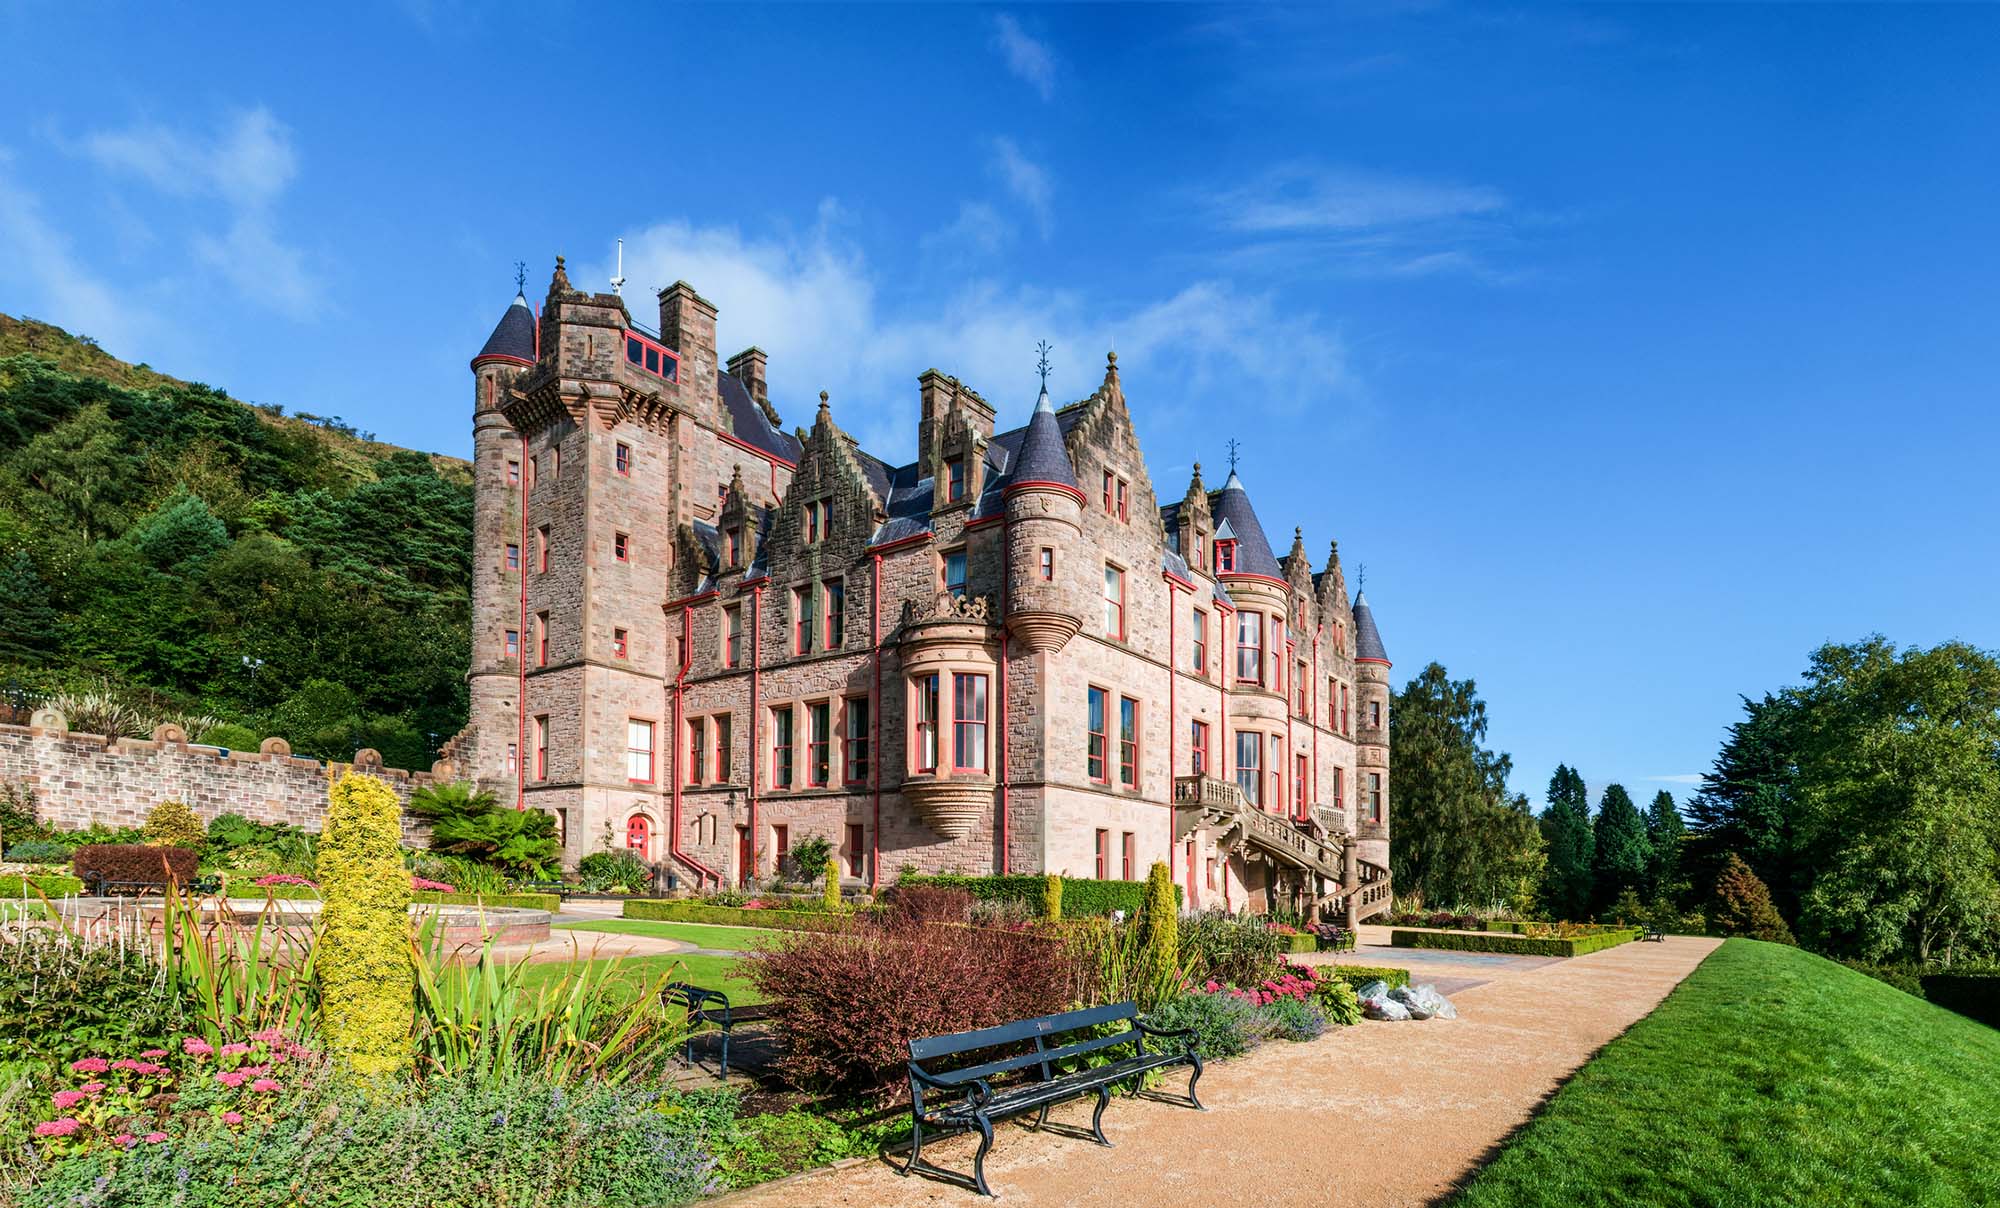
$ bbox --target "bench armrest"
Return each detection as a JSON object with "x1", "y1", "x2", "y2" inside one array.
[
  {"x1": 1136, "y1": 1021, "x2": 1198, "y2": 1055},
  {"x1": 908, "y1": 1063, "x2": 993, "y2": 1113}
]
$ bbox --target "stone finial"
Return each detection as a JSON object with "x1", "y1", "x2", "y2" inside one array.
[
  {"x1": 431, "y1": 758, "x2": 457, "y2": 779},
  {"x1": 819, "y1": 390, "x2": 830, "y2": 414},
  {"x1": 260, "y1": 737, "x2": 293, "y2": 757},
  {"x1": 353, "y1": 748, "x2": 384, "y2": 769},
  {"x1": 151, "y1": 723, "x2": 188, "y2": 744},
  {"x1": 29, "y1": 707, "x2": 66, "y2": 733},
  {"x1": 550, "y1": 255, "x2": 571, "y2": 293}
]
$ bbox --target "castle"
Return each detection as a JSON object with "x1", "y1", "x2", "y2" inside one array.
[{"x1": 455, "y1": 259, "x2": 1392, "y2": 921}]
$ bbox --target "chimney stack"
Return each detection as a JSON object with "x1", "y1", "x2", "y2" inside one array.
[
  {"x1": 727, "y1": 347, "x2": 769, "y2": 406},
  {"x1": 658, "y1": 281, "x2": 718, "y2": 413}
]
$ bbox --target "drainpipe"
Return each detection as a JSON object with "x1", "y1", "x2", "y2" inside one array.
[
  {"x1": 1166, "y1": 578, "x2": 1177, "y2": 889},
  {"x1": 997, "y1": 518, "x2": 1010, "y2": 876},
  {"x1": 748, "y1": 585, "x2": 763, "y2": 886},
  {"x1": 517, "y1": 433, "x2": 529, "y2": 812},
  {"x1": 870, "y1": 552, "x2": 882, "y2": 891},
  {"x1": 670, "y1": 604, "x2": 721, "y2": 888}
]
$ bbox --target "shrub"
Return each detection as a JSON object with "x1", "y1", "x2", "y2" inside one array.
[
  {"x1": 4, "y1": 838, "x2": 70, "y2": 863},
  {"x1": 1391, "y1": 927, "x2": 1641, "y2": 957},
  {"x1": 1710, "y1": 854, "x2": 1795, "y2": 944},
  {"x1": 71, "y1": 844, "x2": 198, "y2": 888},
  {"x1": 786, "y1": 833, "x2": 834, "y2": 882},
  {"x1": 1607, "y1": 888, "x2": 1646, "y2": 927},
  {"x1": 895, "y1": 872, "x2": 1177, "y2": 919},
  {"x1": 623, "y1": 899, "x2": 860, "y2": 932},
  {"x1": 886, "y1": 884, "x2": 972, "y2": 923},
  {"x1": 1179, "y1": 910, "x2": 1285, "y2": 989},
  {"x1": 714, "y1": 1107, "x2": 895, "y2": 1188},
  {"x1": 1137, "y1": 862, "x2": 1179, "y2": 991},
  {"x1": 0, "y1": 931, "x2": 184, "y2": 1072},
  {"x1": 1045, "y1": 873, "x2": 1062, "y2": 921},
  {"x1": 745, "y1": 915, "x2": 1078, "y2": 1095},
  {"x1": 143, "y1": 799, "x2": 205, "y2": 850},
  {"x1": 197, "y1": 721, "x2": 261, "y2": 751},
  {"x1": 1313, "y1": 964, "x2": 1411, "y2": 992},
  {"x1": 316, "y1": 772, "x2": 412, "y2": 1077},
  {"x1": 822, "y1": 856, "x2": 841, "y2": 910},
  {"x1": 407, "y1": 780, "x2": 561, "y2": 877},
  {"x1": 1143, "y1": 990, "x2": 1269, "y2": 1059},
  {"x1": 1260, "y1": 996, "x2": 1328, "y2": 1042},
  {"x1": 578, "y1": 848, "x2": 652, "y2": 893},
  {"x1": 409, "y1": 851, "x2": 511, "y2": 895},
  {"x1": 1313, "y1": 977, "x2": 1363, "y2": 1026},
  {"x1": 0, "y1": 872, "x2": 85, "y2": 897}
]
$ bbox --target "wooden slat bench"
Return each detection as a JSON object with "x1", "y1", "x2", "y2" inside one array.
[{"x1": 903, "y1": 1001, "x2": 1202, "y2": 1197}]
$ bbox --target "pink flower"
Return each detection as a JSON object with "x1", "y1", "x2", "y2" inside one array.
[
  {"x1": 411, "y1": 877, "x2": 457, "y2": 892},
  {"x1": 51, "y1": 1090, "x2": 87, "y2": 1110},
  {"x1": 69, "y1": 1058, "x2": 110, "y2": 1074},
  {"x1": 78, "y1": 1083, "x2": 106, "y2": 1095},
  {"x1": 251, "y1": 1078, "x2": 282, "y2": 1093},
  {"x1": 183, "y1": 1037, "x2": 215, "y2": 1058},
  {"x1": 34, "y1": 1118, "x2": 80, "y2": 1137},
  {"x1": 250, "y1": 1028, "x2": 285, "y2": 1044},
  {"x1": 222, "y1": 1111, "x2": 244, "y2": 1125},
  {"x1": 141, "y1": 1049, "x2": 168, "y2": 1058},
  {"x1": 219, "y1": 1043, "x2": 253, "y2": 1058},
  {"x1": 113, "y1": 1134, "x2": 136, "y2": 1147},
  {"x1": 215, "y1": 1071, "x2": 248, "y2": 1088},
  {"x1": 112, "y1": 1058, "x2": 165, "y2": 1074},
  {"x1": 241, "y1": 1064, "x2": 270, "y2": 1077},
  {"x1": 143, "y1": 1132, "x2": 168, "y2": 1144}
]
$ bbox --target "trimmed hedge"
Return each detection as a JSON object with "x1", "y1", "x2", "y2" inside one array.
[
  {"x1": 624, "y1": 898, "x2": 861, "y2": 932},
  {"x1": 1314, "y1": 964, "x2": 1411, "y2": 991},
  {"x1": 1485, "y1": 920, "x2": 1628, "y2": 937},
  {"x1": 414, "y1": 891, "x2": 561, "y2": 913},
  {"x1": 1391, "y1": 927, "x2": 1642, "y2": 957},
  {"x1": 71, "y1": 844, "x2": 198, "y2": 887},
  {"x1": 897, "y1": 872, "x2": 1180, "y2": 919},
  {"x1": 1274, "y1": 931, "x2": 1317, "y2": 954},
  {"x1": 224, "y1": 883, "x2": 323, "y2": 901},
  {"x1": 0, "y1": 873, "x2": 85, "y2": 898}
]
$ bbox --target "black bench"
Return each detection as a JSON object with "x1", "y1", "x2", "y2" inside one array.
[
  {"x1": 1643, "y1": 925, "x2": 1667, "y2": 942},
  {"x1": 519, "y1": 881, "x2": 579, "y2": 899},
  {"x1": 663, "y1": 982, "x2": 736, "y2": 1077},
  {"x1": 83, "y1": 873, "x2": 221, "y2": 896},
  {"x1": 903, "y1": 1001, "x2": 1202, "y2": 1197}
]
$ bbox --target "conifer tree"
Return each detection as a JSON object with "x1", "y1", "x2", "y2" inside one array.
[
  {"x1": 316, "y1": 772, "x2": 413, "y2": 1077},
  {"x1": 1590, "y1": 784, "x2": 1651, "y2": 913},
  {"x1": 1644, "y1": 790, "x2": 1688, "y2": 901},
  {"x1": 1538, "y1": 764, "x2": 1594, "y2": 921}
]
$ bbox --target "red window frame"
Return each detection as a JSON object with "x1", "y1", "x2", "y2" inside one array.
[
  {"x1": 842, "y1": 697, "x2": 870, "y2": 785},
  {"x1": 1333, "y1": 767, "x2": 1344, "y2": 812},
  {"x1": 723, "y1": 604, "x2": 742, "y2": 668},
  {"x1": 823, "y1": 579, "x2": 845, "y2": 648},
  {"x1": 1118, "y1": 696, "x2": 1139, "y2": 788},
  {"x1": 1087, "y1": 686, "x2": 1109, "y2": 783},
  {"x1": 1103, "y1": 563, "x2": 1125, "y2": 639},
  {"x1": 623, "y1": 328, "x2": 681, "y2": 382},
  {"x1": 1121, "y1": 831, "x2": 1136, "y2": 880},
  {"x1": 1215, "y1": 540, "x2": 1235, "y2": 572},
  {"x1": 614, "y1": 532, "x2": 629, "y2": 562},
  {"x1": 952, "y1": 673, "x2": 989, "y2": 773},
  {"x1": 1268, "y1": 735, "x2": 1283, "y2": 815},
  {"x1": 946, "y1": 456, "x2": 965, "y2": 502},
  {"x1": 772, "y1": 706, "x2": 795, "y2": 789},
  {"x1": 1296, "y1": 662, "x2": 1309, "y2": 716},
  {"x1": 1341, "y1": 683, "x2": 1351, "y2": 733},
  {"x1": 1191, "y1": 719, "x2": 1209, "y2": 775},
  {"x1": 1095, "y1": 828, "x2": 1109, "y2": 879},
  {"x1": 537, "y1": 526, "x2": 550, "y2": 573},
  {"x1": 725, "y1": 527, "x2": 741, "y2": 566},
  {"x1": 504, "y1": 543, "x2": 520, "y2": 571},
  {"x1": 792, "y1": 586, "x2": 814, "y2": 654},
  {"x1": 1236, "y1": 612, "x2": 1262, "y2": 683},
  {"x1": 914, "y1": 674, "x2": 940, "y2": 773},
  {"x1": 1102, "y1": 470, "x2": 1114, "y2": 514},
  {"x1": 626, "y1": 719, "x2": 654, "y2": 784},
  {"x1": 506, "y1": 460, "x2": 520, "y2": 487},
  {"x1": 1236, "y1": 730, "x2": 1260, "y2": 806},
  {"x1": 1295, "y1": 752, "x2": 1309, "y2": 818},
  {"x1": 773, "y1": 824, "x2": 789, "y2": 869},
  {"x1": 533, "y1": 715, "x2": 549, "y2": 780},
  {"x1": 806, "y1": 700, "x2": 831, "y2": 787},
  {"x1": 612, "y1": 628, "x2": 628, "y2": 659},
  {"x1": 536, "y1": 612, "x2": 549, "y2": 666},
  {"x1": 846, "y1": 822, "x2": 865, "y2": 877},
  {"x1": 615, "y1": 442, "x2": 631, "y2": 475},
  {"x1": 715, "y1": 714, "x2": 731, "y2": 782},
  {"x1": 1115, "y1": 478, "x2": 1129, "y2": 522},
  {"x1": 687, "y1": 718, "x2": 705, "y2": 786},
  {"x1": 504, "y1": 629, "x2": 519, "y2": 659}
]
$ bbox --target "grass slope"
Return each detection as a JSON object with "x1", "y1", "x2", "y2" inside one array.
[
  {"x1": 1451, "y1": 939, "x2": 2000, "y2": 1208},
  {"x1": 554, "y1": 919, "x2": 786, "y2": 951}
]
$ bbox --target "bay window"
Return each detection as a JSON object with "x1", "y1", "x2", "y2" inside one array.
[
  {"x1": 1236, "y1": 612, "x2": 1262, "y2": 682},
  {"x1": 914, "y1": 674, "x2": 940, "y2": 772},
  {"x1": 952, "y1": 673, "x2": 989, "y2": 772},
  {"x1": 1087, "y1": 686, "x2": 1108, "y2": 782}
]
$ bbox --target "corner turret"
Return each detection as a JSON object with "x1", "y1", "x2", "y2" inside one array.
[{"x1": 1003, "y1": 382, "x2": 1086, "y2": 653}]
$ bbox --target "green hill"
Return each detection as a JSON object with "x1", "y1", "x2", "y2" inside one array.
[
  {"x1": 1450, "y1": 939, "x2": 2000, "y2": 1207},
  {"x1": 0, "y1": 314, "x2": 473, "y2": 770}
]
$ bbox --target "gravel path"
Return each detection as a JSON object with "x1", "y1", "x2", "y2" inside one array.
[{"x1": 710, "y1": 934, "x2": 1723, "y2": 1207}]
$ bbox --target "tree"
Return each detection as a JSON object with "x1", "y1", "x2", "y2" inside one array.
[
  {"x1": 1590, "y1": 784, "x2": 1651, "y2": 913},
  {"x1": 1710, "y1": 853, "x2": 1794, "y2": 944},
  {"x1": 1687, "y1": 692, "x2": 1804, "y2": 919},
  {"x1": 0, "y1": 550, "x2": 59, "y2": 662},
  {"x1": 1387, "y1": 663, "x2": 1544, "y2": 906},
  {"x1": 1644, "y1": 790, "x2": 1688, "y2": 901},
  {"x1": 1539, "y1": 764, "x2": 1594, "y2": 921}
]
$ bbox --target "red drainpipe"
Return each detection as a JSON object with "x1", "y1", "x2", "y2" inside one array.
[
  {"x1": 1166, "y1": 578, "x2": 1177, "y2": 888},
  {"x1": 997, "y1": 518, "x2": 1010, "y2": 876},
  {"x1": 870, "y1": 552, "x2": 883, "y2": 891},
  {"x1": 748, "y1": 585, "x2": 763, "y2": 886},
  {"x1": 670, "y1": 604, "x2": 721, "y2": 888},
  {"x1": 516, "y1": 432, "x2": 529, "y2": 812}
]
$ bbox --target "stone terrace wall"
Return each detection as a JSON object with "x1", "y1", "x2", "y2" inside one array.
[{"x1": 0, "y1": 715, "x2": 438, "y2": 840}]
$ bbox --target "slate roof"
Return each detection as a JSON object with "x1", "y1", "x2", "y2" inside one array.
[
  {"x1": 1210, "y1": 470, "x2": 1283, "y2": 578},
  {"x1": 1007, "y1": 388, "x2": 1079, "y2": 490},
  {"x1": 865, "y1": 398, "x2": 1086, "y2": 547},
  {"x1": 474, "y1": 293, "x2": 536, "y2": 364},
  {"x1": 720, "y1": 372, "x2": 802, "y2": 464},
  {"x1": 1352, "y1": 590, "x2": 1389, "y2": 663}
]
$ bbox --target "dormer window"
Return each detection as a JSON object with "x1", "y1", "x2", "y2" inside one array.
[
  {"x1": 946, "y1": 457, "x2": 966, "y2": 503},
  {"x1": 1101, "y1": 471, "x2": 1129, "y2": 522},
  {"x1": 943, "y1": 549, "x2": 968, "y2": 598},
  {"x1": 725, "y1": 527, "x2": 742, "y2": 566},
  {"x1": 1215, "y1": 540, "x2": 1236, "y2": 573},
  {"x1": 804, "y1": 500, "x2": 830, "y2": 543}
]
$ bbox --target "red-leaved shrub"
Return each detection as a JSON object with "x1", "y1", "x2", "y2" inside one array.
[
  {"x1": 71, "y1": 844, "x2": 199, "y2": 889},
  {"x1": 746, "y1": 915, "x2": 1077, "y2": 1096},
  {"x1": 885, "y1": 884, "x2": 972, "y2": 923}
]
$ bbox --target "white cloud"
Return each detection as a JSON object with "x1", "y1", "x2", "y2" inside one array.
[
  {"x1": 990, "y1": 14, "x2": 1056, "y2": 101},
  {"x1": 595, "y1": 209, "x2": 1354, "y2": 463},
  {"x1": 0, "y1": 155, "x2": 150, "y2": 352},
  {"x1": 1212, "y1": 164, "x2": 1504, "y2": 234},
  {"x1": 990, "y1": 137, "x2": 1053, "y2": 238},
  {"x1": 921, "y1": 200, "x2": 1014, "y2": 258}
]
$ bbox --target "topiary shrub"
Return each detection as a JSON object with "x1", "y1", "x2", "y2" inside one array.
[
  {"x1": 1137, "y1": 861, "x2": 1179, "y2": 995},
  {"x1": 144, "y1": 799, "x2": 205, "y2": 850},
  {"x1": 316, "y1": 772, "x2": 412, "y2": 1078},
  {"x1": 823, "y1": 856, "x2": 841, "y2": 910},
  {"x1": 1710, "y1": 854, "x2": 1795, "y2": 944},
  {"x1": 1044, "y1": 874, "x2": 1062, "y2": 921},
  {"x1": 71, "y1": 844, "x2": 198, "y2": 889}
]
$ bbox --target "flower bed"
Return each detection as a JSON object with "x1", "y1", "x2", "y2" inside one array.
[
  {"x1": 1391, "y1": 927, "x2": 1642, "y2": 957},
  {"x1": 624, "y1": 898, "x2": 861, "y2": 932}
]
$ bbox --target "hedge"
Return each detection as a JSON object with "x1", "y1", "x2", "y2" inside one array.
[
  {"x1": 1485, "y1": 920, "x2": 1628, "y2": 937},
  {"x1": 414, "y1": 891, "x2": 562, "y2": 913},
  {"x1": 1315, "y1": 964, "x2": 1410, "y2": 991},
  {"x1": 0, "y1": 873, "x2": 85, "y2": 898},
  {"x1": 1845, "y1": 962, "x2": 2000, "y2": 1029},
  {"x1": 897, "y1": 873, "x2": 1180, "y2": 919},
  {"x1": 623, "y1": 899, "x2": 861, "y2": 932},
  {"x1": 71, "y1": 844, "x2": 198, "y2": 887},
  {"x1": 1275, "y1": 931, "x2": 1317, "y2": 954},
  {"x1": 224, "y1": 884, "x2": 323, "y2": 901},
  {"x1": 1390, "y1": 928, "x2": 1642, "y2": 957}
]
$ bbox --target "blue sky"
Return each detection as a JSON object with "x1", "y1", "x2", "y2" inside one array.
[{"x1": 3, "y1": 3, "x2": 1997, "y2": 812}]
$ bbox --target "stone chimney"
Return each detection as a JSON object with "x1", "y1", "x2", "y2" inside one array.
[
  {"x1": 916, "y1": 369, "x2": 996, "y2": 465},
  {"x1": 727, "y1": 347, "x2": 768, "y2": 407},
  {"x1": 658, "y1": 281, "x2": 718, "y2": 413}
]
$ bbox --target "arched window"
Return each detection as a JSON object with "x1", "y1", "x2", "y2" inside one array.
[{"x1": 626, "y1": 814, "x2": 652, "y2": 860}]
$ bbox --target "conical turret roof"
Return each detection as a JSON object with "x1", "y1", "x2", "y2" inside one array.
[
  {"x1": 1211, "y1": 469, "x2": 1283, "y2": 578},
  {"x1": 1352, "y1": 590, "x2": 1389, "y2": 663},
  {"x1": 474, "y1": 292, "x2": 536, "y2": 366},
  {"x1": 1007, "y1": 386, "x2": 1079, "y2": 492}
]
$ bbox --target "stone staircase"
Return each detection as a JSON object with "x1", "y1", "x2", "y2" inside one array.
[{"x1": 1172, "y1": 774, "x2": 1392, "y2": 921}]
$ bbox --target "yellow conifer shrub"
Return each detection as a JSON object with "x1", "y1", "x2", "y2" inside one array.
[
  {"x1": 1138, "y1": 861, "x2": 1179, "y2": 996},
  {"x1": 315, "y1": 772, "x2": 412, "y2": 1077},
  {"x1": 1044, "y1": 873, "x2": 1063, "y2": 922},
  {"x1": 144, "y1": 799, "x2": 205, "y2": 850},
  {"x1": 823, "y1": 856, "x2": 841, "y2": 910}
]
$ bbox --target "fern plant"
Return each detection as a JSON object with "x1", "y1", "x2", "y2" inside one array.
[{"x1": 407, "y1": 780, "x2": 560, "y2": 878}]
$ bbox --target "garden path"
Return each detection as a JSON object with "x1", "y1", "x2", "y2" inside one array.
[{"x1": 709, "y1": 934, "x2": 1723, "y2": 1208}]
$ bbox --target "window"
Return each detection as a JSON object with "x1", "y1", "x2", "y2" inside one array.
[
  {"x1": 804, "y1": 499, "x2": 828, "y2": 543},
  {"x1": 1237, "y1": 612, "x2": 1262, "y2": 682},
  {"x1": 1370, "y1": 772, "x2": 1384, "y2": 821},
  {"x1": 505, "y1": 743, "x2": 517, "y2": 777},
  {"x1": 1039, "y1": 548, "x2": 1054, "y2": 580},
  {"x1": 914, "y1": 675, "x2": 940, "y2": 773},
  {"x1": 846, "y1": 822, "x2": 865, "y2": 877},
  {"x1": 843, "y1": 697, "x2": 870, "y2": 784},
  {"x1": 715, "y1": 714, "x2": 732, "y2": 782},
  {"x1": 1370, "y1": 699, "x2": 1382, "y2": 729},
  {"x1": 1206, "y1": 857, "x2": 1217, "y2": 890},
  {"x1": 823, "y1": 579, "x2": 845, "y2": 648},
  {"x1": 1192, "y1": 609, "x2": 1208, "y2": 673},
  {"x1": 1102, "y1": 471, "x2": 1115, "y2": 514},
  {"x1": 725, "y1": 527, "x2": 741, "y2": 566},
  {"x1": 1119, "y1": 697, "x2": 1139, "y2": 788},
  {"x1": 615, "y1": 442, "x2": 631, "y2": 475},
  {"x1": 953, "y1": 673, "x2": 989, "y2": 772},
  {"x1": 945, "y1": 456, "x2": 965, "y2": 502},
  {"x1": 1087, "y1": 686, "x2": 1109, "y2": 782},
  {"x1": 687, "y1": 719, "x2": 706, "y2": 786},
  {"x1": 1102, "y1": 471, "x2": 1128, "y2": 521},
  {"x1": 1236, "y1": 731, "x2": 1261, "y2": 805},
  {"x1": 536, "y1": 612, "x2": 549, "y2": 666},
  {"x1": 550, "y1": 445, "x2": 560, "y2": 477},
  {"x1": 1333, "y1": 767, "x2": 1344, "y2": 812},
  {"x1": 504, "y1": 629, "x2": 519, "y2": 659},
  {"x1": 537, "y1": 526, "x2": 550, "y2": 573},
  {"x1": 626, "y1": 814, "x2": 650, "y2": 858},
  {"x1": 943, "y1": 550, "x2": 967, "y2": 598},
  {"x1": 534, "y1": 715, "x2": 549, "y2": 780},
  {"x1": 772, "y1": 825, "x2": 789, "y2": 871},
  {"x1": 1115, "y1": 478, "x2": 1129, "y2": 522},
  {"x1": 626, "y1": 720, "x2": 654, "y2": 783},
  {"x1": 529, "y1": 455, "x2": 538, "y2": 487},
  {"x1": 1103, "y1": 564, "x2": 1125, "y2": 639},
  {"x1": 505, "y1": 543, "x2": 520, "y2": 571},
  {"x1": 614, "y1": 532, "x2": 629, "y2": 562},
  {"x1": 1121, "y1": 832, "x2": 1136, "y2": 880},
  {"x1": 723, "y1": 605, "x2": 743, "y2": 668},
  {"x1": 1296, "y1": 662, "x2": 1309, "y2": 716},
  {"x1": 506, "y1": 460, "x2": 520, "y2": 487},
  {"x1": 1269, "y1": 735, "x2": 1283, "y2": 813},
  {"x1": 1095, "y1": 829, "x2": 1110, "y2": 880},
  {"x1": 1191, "y1": 719, "x2": 1210, "y2": 775},
  {"x1": 1215, "y1": 540, "x2": 1236, "y2": 573},
  {"x1": 1341, "y1": 683, "x2": 1351, "y2": 734},
  {"x1": 612, "y1": 628, "x2": 628, "y2": 659},
  {"x1": 1296, "y1": 753, "x2": 1309, "y2": 817},
  {"x1": 793, "y1": 586, "x2": 815, "y2": 654},
  {"x1": 807, "y1": 701, "x2": 831, "y2": 786},
  {"x1": 773, "y1": 707, "x2": 795, "y2": 789}
]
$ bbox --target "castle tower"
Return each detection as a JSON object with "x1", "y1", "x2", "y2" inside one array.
[
  {"x1": 1351, "y1": 589, "x2": 1392, "y2": 883},
  {"x1": 1003, "y1": 382, "x2": 1085, "y2": 653},
  {"x1": 464, "y1": 287, "x2": 537, "y2": 798}
]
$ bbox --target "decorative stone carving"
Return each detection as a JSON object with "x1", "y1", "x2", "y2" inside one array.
[
  {"x1": 900, "y1": 590, "x2": 994, "y2": 628},
  {"x1": 260, "y1": 737, "x2": 292, "y2": 757},
  {"x1": 29, "y1": 708, "x2": 67, "y2": 733},
  {"x1": 151, "y1": 723, "x2": 188, "y2": 744},
  {"x1": 353, "y1": 748, "x2": 384, "y2": 769},
  {"x1": 900, "y1": 775, "x2": 995, "y2": 840}
]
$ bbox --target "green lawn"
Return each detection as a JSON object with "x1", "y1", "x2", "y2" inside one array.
[
  {"x1": 554, "y1": 918, "x2": 786, "y2": 952},
  {"x1": 1449, "y1": 939, "x2": 2000, "y2": 1208},
  {"x1": 519, "y1": 952, "x2": 761, "y2": 1006}
]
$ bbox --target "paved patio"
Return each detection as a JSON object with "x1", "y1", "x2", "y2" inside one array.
[{"x1": 709, "y1": 933, "x2": 1723, "y2": 1207}]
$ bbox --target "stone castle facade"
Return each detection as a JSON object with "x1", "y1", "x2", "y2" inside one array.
[{"x1": 453, "y1": 259, "x2": 1393, "y2": 919}]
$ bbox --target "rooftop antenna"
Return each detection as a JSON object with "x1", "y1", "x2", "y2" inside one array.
[
  {"x1": 514, "y1": 260, "x2": 527, "y2": 295},
  {"x1": 1036, "y1": 340, "x2": 1052, "y2": 391},
  {"x1": 1225, "y1": 437, "x2": 1242, "y2": 474},
  {"x1": 610, "y1": 239, "x2": 626, "y2": 295}
]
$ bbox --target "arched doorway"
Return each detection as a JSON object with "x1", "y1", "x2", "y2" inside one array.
[{"x1": 626, "y1": 813, "x2": 652, "y2": 861}]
